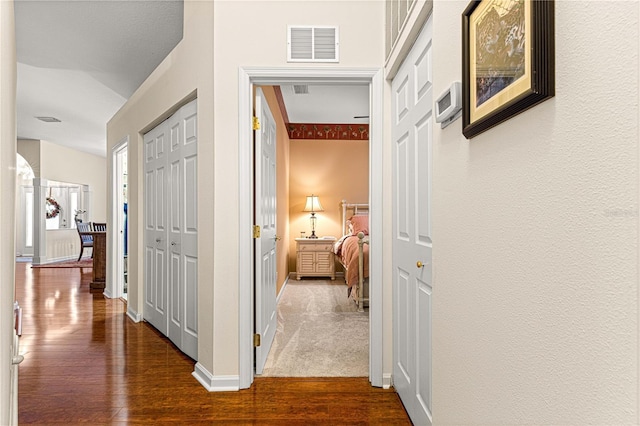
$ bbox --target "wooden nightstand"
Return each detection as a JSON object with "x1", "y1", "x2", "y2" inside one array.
[{"x1": 295, "y1": 237, "x2": 336, "y2": 280}]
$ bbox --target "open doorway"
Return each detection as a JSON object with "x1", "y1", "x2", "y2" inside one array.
[
  {"x1": 254, "y1": 84, "x2": 370, "y2": 378},
  {"x1": 238, "y1": 68, "x2": 384, "y2": 390},
  {"x1": 112, "y1": 138, "x2": 128, "y2": 300},
  {"x1": 16, "y1": 154, "x2": 35, "y2": 260}
]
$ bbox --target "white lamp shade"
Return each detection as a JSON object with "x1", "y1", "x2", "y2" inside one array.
[{"x1": 303, "y1": 195, "x2": 324, "y2": 212}]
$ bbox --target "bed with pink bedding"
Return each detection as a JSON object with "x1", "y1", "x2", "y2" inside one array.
[
  {"x1": 333, "y1": 201, "x2": 369, "y2": 312},
  {"x1": 336, "y1": 234, "x2": 369, "y2": 291}
]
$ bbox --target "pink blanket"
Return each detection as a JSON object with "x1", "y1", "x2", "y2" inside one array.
[{"x1": 336, "y1": 235, "x2": 369, "y2": 291}]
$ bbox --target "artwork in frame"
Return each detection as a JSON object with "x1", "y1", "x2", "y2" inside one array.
[{"x1": 462, "y1": 0, "x2": 555, "y2": 139}]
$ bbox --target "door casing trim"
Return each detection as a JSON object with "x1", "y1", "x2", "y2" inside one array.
[
  {"x1": 107, "y1": 136, "x2": 129, "y2": 299},
  {"x1": 238, "y1": 67, "x2": 384, "y2": 389}
]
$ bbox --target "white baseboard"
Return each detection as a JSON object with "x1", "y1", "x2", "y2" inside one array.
[
  {"x1": 276, "y1": 276, "x2": 289, "y2": 303},
  {"x1": 287, "y1": 272, "x2": 345, "y2": 279},
  {"x1": 383, "y1": 373, "x2": 393, "y2": 389},
  {"x1": 38, "y1": 255, "x2": 76, "y2": 264},
  {"x1": 31, "y1": 256, "x2": 47, "y2": 265},
  {"x1": 126, "y1": 307, "x2": 142, "y2": 322},
  {"x1": 192, "y1": 362, "x2": 240, "y2": 391}
]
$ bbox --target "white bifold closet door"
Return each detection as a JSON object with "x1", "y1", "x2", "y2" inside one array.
[{"x1": 144, "y1": 99, "x2": 198, "y2": 360}]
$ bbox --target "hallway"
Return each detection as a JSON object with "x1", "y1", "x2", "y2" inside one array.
[{"x1": 15, "y1": 262, "x2": 410, "y2": 424}]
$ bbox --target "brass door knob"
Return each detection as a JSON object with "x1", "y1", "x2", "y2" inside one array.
[
  {"x1": 416, "y1": 261, "x2": 424, "y2": 268},
  {"x1": 275, "y1": 236, "x2": 281, "y2": 241}
]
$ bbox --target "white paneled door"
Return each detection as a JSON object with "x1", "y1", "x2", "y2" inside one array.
[
  {"x1": 144, "y1": 99, "x2": 198, "y2": 360},
  {"x1": 392, "y1": 16, "x2": 433, "y2": 426},
  {"x1": 144, "y1": 118, "x2": 169, "y2": 335},
  {"x1": 254, "y1": 88, "x2": 278, "y2": 375}
]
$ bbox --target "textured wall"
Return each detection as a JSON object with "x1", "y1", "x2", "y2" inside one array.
[
  {"x1": 212, "y1": 0, "x2": 383, "y2": 378},
  {"x1": 432, "y1": 1, "x2": 639, "y2": 423},
  {"x1": 107, "y1": 0, "x2": 216, "y2": 372},
  {"x1": 288, "y1": 138, "x2": 369, "y2": 272},
  {"x1": 108, "y1": 0, "x2": 383, "y2": 381}
]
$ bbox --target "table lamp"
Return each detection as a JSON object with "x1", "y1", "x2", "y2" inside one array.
[{"x1": 303, "y1": 194, "x2": 324, "y2": 239}]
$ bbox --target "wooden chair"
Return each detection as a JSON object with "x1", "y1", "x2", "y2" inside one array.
[
  {"x1": 93, "y1": 222, "x2": 107, "y2": 232},
  {"x1": 76, "y1": 221, "x2": 93, "y2": 261}
]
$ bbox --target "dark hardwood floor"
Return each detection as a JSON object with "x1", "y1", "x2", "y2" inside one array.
[{"x1": 15, "y1": 262, "x2": 411, "y2": 424}]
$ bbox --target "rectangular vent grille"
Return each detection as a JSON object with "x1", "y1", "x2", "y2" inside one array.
[
  {"x1": 288, "y1": 26, "x2": 339, "y2": 63},
  {"x1": 36, "y1": 116, "x2": 61, "y2": 123},
  {"x1": 293, "y1": 85, "x2": 309, "y2": 94}
]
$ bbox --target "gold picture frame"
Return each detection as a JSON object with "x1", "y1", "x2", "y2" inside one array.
[{"x1": 462, "y1": 0, "x2": 555, "y2": 139}]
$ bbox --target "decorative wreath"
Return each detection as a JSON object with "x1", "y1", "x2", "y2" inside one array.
[{"x1": 46, "y1": 197, "x2": 61, "y2": 219}]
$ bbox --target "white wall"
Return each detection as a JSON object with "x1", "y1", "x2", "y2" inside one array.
[
  {"x1": 108, "y1": 0, "x2": 385, "y2": 386},
  {"x1": 17, "y1": 139, "x2": 39, "y2": 177},
  {"x1": 213, "y1": 0, "x2": 384, "y2": 381},
  {"x1": 40, "y1": 140, "x2": 106, "y2": 215},
  {"x1": 107, "y1": 0, "x2": 215, "y2": 374},
  {"x1": 0, "y1": 1, "x2": 16, "y2": 422},
  {"x1": 431, "y1": 1, "x2": 639, "y2": 423},
  {"x1": 17, "y1": 139, "x2": 107, "y2": 262},
  {"x1": 42, "y1": 141, "x2": 107, "y2": 260}
]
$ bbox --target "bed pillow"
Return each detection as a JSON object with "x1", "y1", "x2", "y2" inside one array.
[{"x1": 349, "y1": 215, "x2": 369, "y2": 235}]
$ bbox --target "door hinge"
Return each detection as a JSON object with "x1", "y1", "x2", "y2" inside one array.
[
  {"x1": 254, "y1": 333, "x2": 261, "y2": 347},
  {"x1": 252, "y1": 116, "x2": 260, "y2": 130},
  {"x1": 253, "y1": 225, "x2": 261, "y2": 238}
]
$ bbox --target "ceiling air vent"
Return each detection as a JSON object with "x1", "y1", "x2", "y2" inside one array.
[
  {"x1": 36, "y1": 116, "x2": 61, "y2": 123},
  {"x1": 293, "y1": 85, "x2": 309, "y2": 95},
  {"x1": 287, "y1": 26, "x2": 339, "y2": 63}
]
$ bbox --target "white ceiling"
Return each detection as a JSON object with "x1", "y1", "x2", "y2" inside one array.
[
  {"x1": 15, "y1": 1, "x2": 370, "y2": 158},
  {"x1": 279, "y1": 84, "x2": 370, "y2": 124},
  {"x1": 15, "y1": 0, "x2": 184, "y2": 157}
]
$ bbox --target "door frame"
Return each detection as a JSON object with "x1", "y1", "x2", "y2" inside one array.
[
  {"x1": 238, "y1": 67, "x2": 384, "y2": 389},
  {"x1": 108, "y1": 136, "x2": 129, "y2": 299}
]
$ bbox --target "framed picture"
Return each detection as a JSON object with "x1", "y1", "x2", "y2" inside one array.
[{"x1": 462, "y1": 0, "x2": 555, "y2": 139}]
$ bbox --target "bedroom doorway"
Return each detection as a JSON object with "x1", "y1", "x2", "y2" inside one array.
[
  {"x1": 257, "y1": 86, "x2": 370, "y2": 378},
  {"x1": 238, "y1": 68, "x2": 384, "y2": 390}
]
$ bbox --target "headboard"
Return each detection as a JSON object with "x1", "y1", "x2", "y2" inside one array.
[{"x1": 341, "y1": 199, "x2": 369, "y2": 236}]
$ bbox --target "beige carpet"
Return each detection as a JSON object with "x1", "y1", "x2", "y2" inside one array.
[{"x1": 260, "y1": 278, "x2": 369, "y2": 377}]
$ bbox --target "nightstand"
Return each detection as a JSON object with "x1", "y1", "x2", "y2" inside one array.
[{"x1": 295, "y1": 237, "x2": 336, "y2": 280}]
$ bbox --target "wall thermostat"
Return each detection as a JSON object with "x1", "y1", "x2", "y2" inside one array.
[{"x1": 435, "y1": 82, "x2": 462, "y2": 129}]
